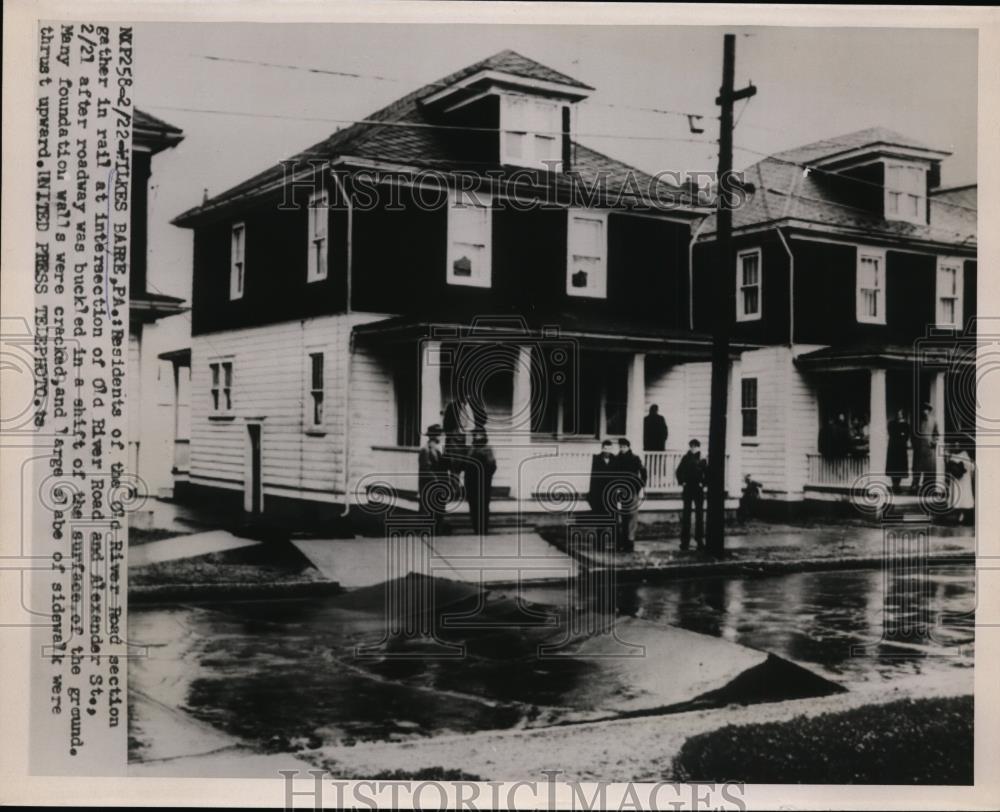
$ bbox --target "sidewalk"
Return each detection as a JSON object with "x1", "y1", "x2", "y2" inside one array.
[{"x1": 547, "y1": 521, "x2": 976, "y2": 579}]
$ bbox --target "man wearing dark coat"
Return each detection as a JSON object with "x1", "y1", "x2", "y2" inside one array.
[
  {"x1": 675, "y1": 438, "x2": 708, "y2": 550},
  {"x1": 911, "y1": 402, "x2": 940, "y2": 493},
  {"x1": 886, "y1": 408, "x2": 911, "y2": 492},
  {"x1": 643, "y1": 405, "x2": 668, "y2": 452},
  {"x1": 418, "y1": 424, "x2": 447, "y2": 533},
  {"x1": 612, "y1": 438, "x2": 647, "y2": 553},
  {"x1": 464, "y1": 428, "x2": 498, "y2": 536},
  {"x1": 588, "y1": 440, "x2": 617, "y2": 517}
]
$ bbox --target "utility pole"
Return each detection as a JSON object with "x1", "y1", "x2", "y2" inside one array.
[{"x1": 706, "y1": 34, "x2": 756, "y2": 556}]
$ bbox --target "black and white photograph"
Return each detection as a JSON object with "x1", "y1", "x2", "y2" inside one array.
[{"x1": 2, "y1": 3, "x2": 998, "y2": 808}]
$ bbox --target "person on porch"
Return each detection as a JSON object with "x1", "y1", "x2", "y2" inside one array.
[
  {"x1": 418, "y1": 424, "x2": 447, "y2": 533},
  {"x1": 643, "y1": 404, "x2": 668, "y2": 451},
  {"x1": 946, "y1": 442, "x2": 975, "y2": 526},
  {"x1": 442, "y1": 396, "x2": 470, "y2": 491},
  {"x1": 676, "y1": 438, "x2": 707, "y2": 551},
  {"x1": 887, "y1": 408, "x2": 912, "y2": 492},
  {"x1": 911, "y1": 402, "x2": 940, "y2": 494},
  {"x1": 612, "y1": 438, "x2": 647, "y2": 553},
  {"x1": 465, "y1": 428, "x2": 497, "y2": 537},
  {"x1": 588, "y1": 439, "x2": 616, "y2": 518}
]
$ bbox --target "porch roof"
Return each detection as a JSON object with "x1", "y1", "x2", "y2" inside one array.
[
  {"x1": 352, "y1": 314, "x2": 750, "y2": 359},
  {"x1": 794, "y1": 341, "x2": 974, "y2": 371}
]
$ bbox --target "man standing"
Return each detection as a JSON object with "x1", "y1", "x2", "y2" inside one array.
[
  {"x1": 676, "y1": 438, "x2": 707, "y2": 551},
  {"x1": 418, "y1": 424, "x2": 446, "y2": 533},
  {"x1": 643, "y1": 405, "x2": 668, "y2": 452},
  {"x1": 465, "y1": 428, "x2": 497, "y2": 536},
  {"x1": 912, "y1": 402, "x2": 940, "y2": 493},
  {"x1": 612, "y1": 438, "x2": 647, "y2": 553},
  {"x1": 588, "y1": 439, "x2": 616, "y2": 517},
  {"x1": 886, "y1": 408, "x2": 912, "y2": 492}
]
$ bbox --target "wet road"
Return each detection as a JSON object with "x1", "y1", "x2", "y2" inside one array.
[{"x1": 129, "y1": 564, "x2": 974, "y2": 758}]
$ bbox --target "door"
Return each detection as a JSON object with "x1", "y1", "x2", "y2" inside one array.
[{"x1": 245, "y1": 422, "x2": 262, "y2": 513}]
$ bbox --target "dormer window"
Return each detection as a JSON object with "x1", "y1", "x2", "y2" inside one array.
[
  {"x1": 884, "y1": 163, "x2": 927, "y2": 224},
  {"x1": 501, "y1": 93, "x2": 562, "y2": 170}
]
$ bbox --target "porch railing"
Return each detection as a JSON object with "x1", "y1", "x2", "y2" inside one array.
[{"x1": 805, "y1": 453, "x2": 870, "y2": 486}]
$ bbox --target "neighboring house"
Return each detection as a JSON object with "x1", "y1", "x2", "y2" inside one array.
[
  {"x1": 693, "y1": 128, "x2": 977, "y2": 513},
  {"x1": 171, "y1": 49, "x2": 748, "y2": 526},
  {"x1": 130, "y1": 110, "x2": 186, "y2": 487}
]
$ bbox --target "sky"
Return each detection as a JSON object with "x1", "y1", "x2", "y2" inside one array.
[{"x1": 135, "y1": 23, "x2": 978, "y2": 304}]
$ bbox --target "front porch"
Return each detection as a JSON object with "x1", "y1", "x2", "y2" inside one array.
[
  {"x1": 351, "y1": 316, "x2": 745, "y2": 520},
  {"x1": 794, "y1": 343, "x2": 961, "y2": 508}
]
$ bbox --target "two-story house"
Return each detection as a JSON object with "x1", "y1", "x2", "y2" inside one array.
[
  {"x1": 130, "y1": 110, "x2": 186, "y2": 486},
  {"x1": 171, "y1": 50, "x2": 747, "y2": 527},
  {"x1": 693, "y1": 128, "x2": 977, "y2": 514}
]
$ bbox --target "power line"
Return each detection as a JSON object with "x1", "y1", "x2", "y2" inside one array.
[
  {"x1": 194, "y1": 52, "x2": 712, "y2": 126},
  {"x1": 143, "y1": 103, "x2": 718, "y2": 146},
  {"x1": 195, "y1": 54, "x2": 401, "y2": 82}
]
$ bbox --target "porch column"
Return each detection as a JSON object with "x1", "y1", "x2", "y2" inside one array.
[
  {"x1": 930, "y1": 370, "x2": 946, "y2": 479},
  {"x1": 508, "y1": 345, "x2": 534, "y2": 499},
  {"x1": 420, "y1": 340, "x2": 442, "y2": 435},
  {"x1": 869, "y1": 367, "x2": 888, "y2": 485},
  {"x1": 726, "y1": 359, "x2": 743, "y2": 496},
  {"x1": 626, "y1": 353, "x2": 646, "y2": 445}
]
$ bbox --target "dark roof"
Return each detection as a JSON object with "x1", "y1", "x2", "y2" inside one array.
[
  {"x1": 134, "y1": 109, "x2": 184, "y2": 154},
  {"x1": 931, "y1": 183, "x2": 977, "y2": 211},
  {"x1": 773, "y1": 127, "x2": 943, "y2": 166},
  {"x1": 351, "y1": 312, "x2": 752, "y2": 358},
  {"x1": 697, "y1": 129, "x2": 976, "y2": 249},
  {"x1": 173, "y1": 50, "x2": 696, "y2": 226},
  {"x1": 158, "y1": 347, "x2": 192, "y2": 364},
  {"x1": 795, "y1": 341, "x2": 973, "y2": 370}
]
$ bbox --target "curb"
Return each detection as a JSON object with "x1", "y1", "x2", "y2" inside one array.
[
  {"x1": 129, "y1": 579, "x2": 343, "y2": 604},
  {"x1": 562, "y1": 550, "x2": 974, "y2": 581}
]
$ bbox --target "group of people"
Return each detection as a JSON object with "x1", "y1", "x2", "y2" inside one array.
[
  {"x1": 818, "y1": 413, "x2": 871, "y2": 459},
  {"x1": 821, "y1": 402, "x2": 975, "y2": 521},
  {"x1": 417, "y1": 421, "x2": 497, "y2": 536},
  {"x1": 587, "y1": 434, "x2": 714, "y2": 552},
  {"x1": 586, "y1": 437, "x2": 649, "y2": 553}
]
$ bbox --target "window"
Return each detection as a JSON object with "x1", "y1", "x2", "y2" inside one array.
[
  {"x1": 741, "y1": 377, "x2": 758, "y2": 438},
  {"x1": 736, "y1": 248, "x2": 762, "y2": 321},
  {"x1": 884, "y1": 163, "x2": 926, "y2": 224},
  {"x1": 937, "y1": 258, "x2": 963, "y2": 327},
  {"x1": 307, "y1": 352, "x2": 324, "y2": 429},
  {"x1": 307, "y1": 191, "x2": 328, "y2": 282},
  {"x1": 567, "y1": 210, "x2": 607, "y2": 298},
  {"x1": 447, "y1": 189, "x2": 492, "y2": 287},
  {"x1": 230, "y1": 223, "x2": 245, "y2": 300},
  {"x1": 501, "y1": 93, "x2": 562, "y2": 170},
  {"x1": 209, "y1": 360, "x2": 233, "y2": 416},
  {"x1": 856, "y1": 249, "x2": 886, "y2": 324}
]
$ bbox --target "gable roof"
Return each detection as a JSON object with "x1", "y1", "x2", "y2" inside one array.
[
  {"x1": 173, "y1": 50, "x2": 696, "y2": 226},
  {"x1": 697, "y1": 128, "x2": 976, "y2": 250},
  {"x1": 773, "y1": 127, "x2": 943, "y2": 166}
]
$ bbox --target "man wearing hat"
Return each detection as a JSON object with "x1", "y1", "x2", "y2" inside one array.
[
  {"x1": 611, "y1": 437, "x2": 647, "y2": 553},
  {"x1": 418, "y1": 424, "x2": 447, "y2": 532},
  {"x1": 911, "y1": 402, "x2": 940, "y2": 493},
  {"x1": 675, "y1": 438, "x2": 708, "y2": 550}
]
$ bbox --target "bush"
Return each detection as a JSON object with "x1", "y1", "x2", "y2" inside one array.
[{"x1": 672, "y1": 696, "x2": 972, "y2": 784}]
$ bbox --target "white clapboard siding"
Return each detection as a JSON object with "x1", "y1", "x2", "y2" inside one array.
[
  {"x1": 734, "y1": 345, "x2": 821, "y2": 497},
  {"x1": 190, "y1": 313, "x2": 390, "y2": 498},
  {"x1": 646, "y1": 360, "x2": 690, "y2": 451}
]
